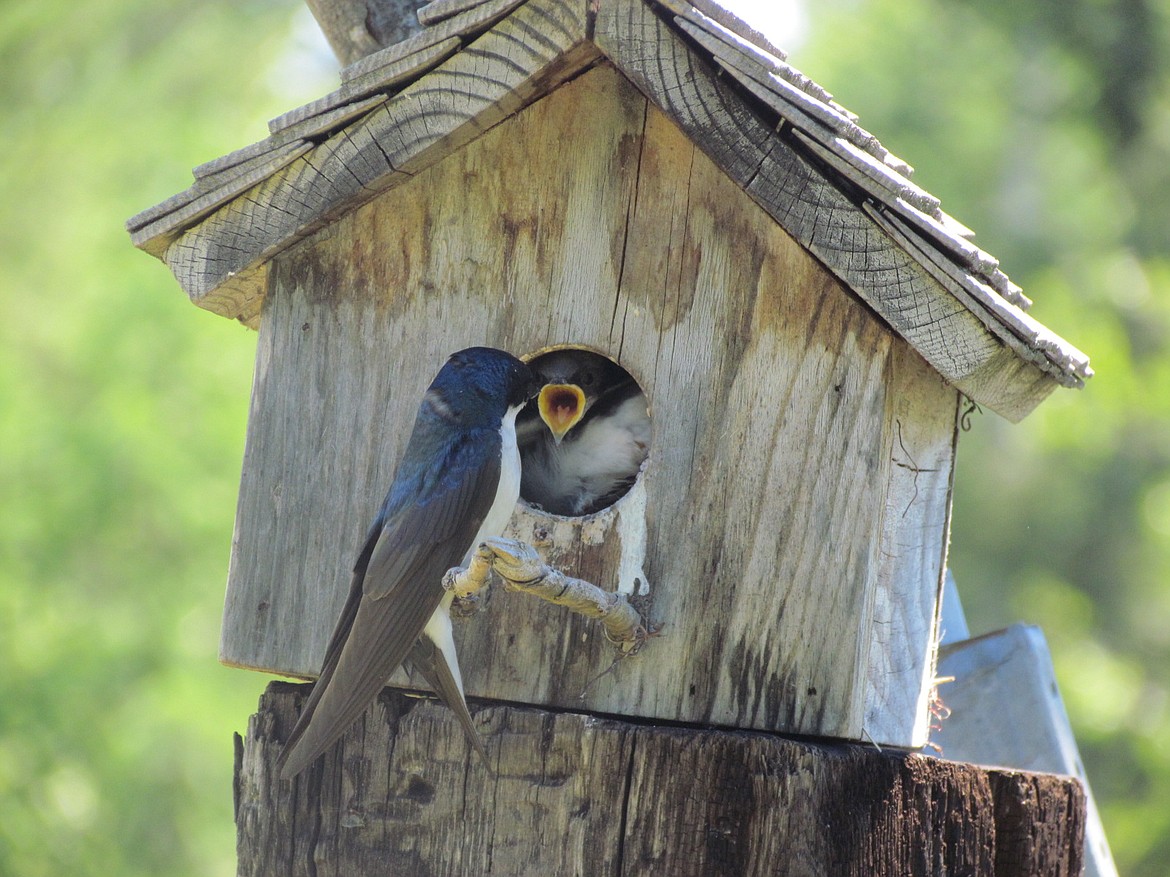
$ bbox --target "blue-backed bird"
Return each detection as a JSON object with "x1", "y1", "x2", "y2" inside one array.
[
  {"x1": 278, "y1": 347, "x2": 538, "y2": 778},
  {"x1": 518, "y1": 349, "x2": 650, "y2": 517}
]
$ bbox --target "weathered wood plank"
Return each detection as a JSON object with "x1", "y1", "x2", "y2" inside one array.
[
  {"x1": 331, "y1": 37, "x2": 461, "y2": 106},
  {"x1": 665, "y1": 5, "x2": 919, "y2": 180},
  {"x1": 191, "y1": 141, "x2": 314, "y2": 192},
  {"x1": 221, "y1": 64, "x2": 953, "y2": 745},
  {"x1": 874, "y1": 196, "x2": 1028, "y2": 310},
  {"x1": 418, "y1": 0, "x2": 502, "y2": 26},
  {"x1": 989, "y1": 269, "x2": 1030, "y2": 309},
  {"x1": 669, "y1": 12, "x2": 838, "y2": 123},
  {"x1": 594, "y1": 0, "x2": 1064, "y2": 420},
  {"x1": 657, "y1": 0, "x2": 789, "y2": 62},
  {"x1": 862, "y1": 352, "x2": 957, "y2": 745},
  {"x1": 236, "y1": 681, "x2": 1086, "y2": 877},
  {"x1": 190, "y1": 138, "x2": 299, "y2": 182},
  {"x1": 266, "y1": 93, "x2": 389, "y2": 138},
  {"x1": 126, "y1": 187, "x2": 204, "y2": 236},
  {"x1": 127, "y1": 139, "x2": 301, "y2": 234},
  {"x1": 266, "y1": 38, "x2": 464, "y2": 138},
  {"x1": 660, "y1": 2, "x2": 926, "y2": 184},
  {"x1": 128, "y1": 141, "x2": 314, "y2": 257},
  {"x1": 885, "y1": 197, "x2": 998, "y2": 275},
  {"x1": 155, "y1": 0, "x2": 595, "y2": 326},
  {"x1": 865, "y1": 203, "x2": 1091, "y2": 384},
  {"x1": 663, "y1": 6, "x2": 1049, "y2": 324},
  {"x1": 789, "y1": 127, "x2": 941, "y2": 218}
]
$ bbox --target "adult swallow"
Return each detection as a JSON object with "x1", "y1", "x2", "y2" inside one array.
[
  {"x1": 517, "y1": 349, "x2": 650, "y2": 516},
  {"x1": 279, "y1": 347, "x2": 538, "y2": 778}
]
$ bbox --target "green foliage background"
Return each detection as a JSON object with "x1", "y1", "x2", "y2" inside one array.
[{"x1": 0, "y1": 0, "x2": 1165, "y2": 874}]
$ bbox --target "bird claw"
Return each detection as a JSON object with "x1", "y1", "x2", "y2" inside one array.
[
  {"x1": 450, "y1": 592, "x2": 481, "y2": 618},
  {"x1": 609, "y1": 619, "x2": 664, "y2": 655},
  {"x1": 442, "y1": 545, "x2": 494, "y2": 598},
  {"x1": 480, "y1": 537, "x2": 544, "y2": 584},
  {"x1": 441, "y1": 567, "x2": 463, "y2": 591}
]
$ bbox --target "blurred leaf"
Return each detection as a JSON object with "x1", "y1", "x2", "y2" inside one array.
[{"x1": 0, "y1": 1, "x2": 333, "y2": 874}]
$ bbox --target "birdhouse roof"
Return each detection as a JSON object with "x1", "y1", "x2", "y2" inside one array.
[{"x1": 127, "y1": 0, "x2": 1091, "y2": 421}]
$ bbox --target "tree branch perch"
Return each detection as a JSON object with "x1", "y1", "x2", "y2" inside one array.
[{"x1": 443, "y1": 538, "x2": 652, "y2": 654}]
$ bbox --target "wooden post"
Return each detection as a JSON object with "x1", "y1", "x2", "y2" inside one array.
[{"x1": 235, "y1": 682, "x2": 1086, "y2": 876}]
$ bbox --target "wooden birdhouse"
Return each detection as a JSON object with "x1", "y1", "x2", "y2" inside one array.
[{"x1": 130, "y1": 0, "x2": 1091, "y2": 871}]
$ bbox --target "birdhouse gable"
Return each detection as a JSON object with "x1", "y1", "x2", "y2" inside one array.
[{"x1": 128, "y1": 0, "x2": 1089, "y2": 423}]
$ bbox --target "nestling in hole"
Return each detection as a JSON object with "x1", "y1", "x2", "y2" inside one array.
[{"x1": 518, "y1": 347, "x2": 651, "y2": 516}]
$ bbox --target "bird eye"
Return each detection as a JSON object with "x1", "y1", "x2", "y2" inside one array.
[{"x1": 581, "y1": 372, "x2": 595, "y2": 387}]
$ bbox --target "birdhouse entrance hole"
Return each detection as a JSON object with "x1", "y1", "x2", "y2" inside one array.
[{"x1": 518, "y1": 347, "x2": 650, "y2": 517}]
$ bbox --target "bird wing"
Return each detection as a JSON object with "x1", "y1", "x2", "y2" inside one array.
[
  {"x1": 407, "y1": 635, "x2": 491, "y2": 766},
  {"x1": 278, "y1": 430, "x2": 502, "y2": 778}
]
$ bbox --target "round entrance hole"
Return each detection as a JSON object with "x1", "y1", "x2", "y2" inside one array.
[{"x1": 517, "y1": 347, "x2": 650, "y2": 517}]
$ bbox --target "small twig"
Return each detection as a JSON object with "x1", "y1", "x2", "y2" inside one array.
[
  {"x1": 923, "y1": 674, "x2": 955, "y2": 755},
  {"x1": 893, "y1": 418, "x2": 939, "y2": 519},
  {"x1": 579, "y1": 653, "x2": 626, "y2": 699},
  {"x1": 959, "y1": 397, "x2": 982, "y2": 431},
  {"x1": 861, "y1": 727, "x2": 883, "y2": 753},
  {"x1": 443, "y1": 537, "x2": 652, "y2": 655}
]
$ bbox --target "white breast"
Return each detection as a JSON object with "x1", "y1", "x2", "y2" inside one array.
[
  {"x1": 423, "y1": 402, "x2": 525, "y2": 699},
  {"x1": 461, "y1": 401, "x2": 523, "y2": 564}
]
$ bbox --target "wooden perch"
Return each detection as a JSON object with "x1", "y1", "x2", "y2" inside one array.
[{"x1": 443, "y1": 537, "x2": 652, "y2": 654}]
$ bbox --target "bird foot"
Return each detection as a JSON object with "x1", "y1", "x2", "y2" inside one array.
[{"x1": 443, "y1": 537, "x2": 653, "y2": 655}]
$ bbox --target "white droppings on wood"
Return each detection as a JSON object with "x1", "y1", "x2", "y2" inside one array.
[
  {"x1": 579, "y1": 513, "x2": 610, "y2": 546},
  {"x1": 614, "y1": 475, "x2": 650, "y2": 596}
]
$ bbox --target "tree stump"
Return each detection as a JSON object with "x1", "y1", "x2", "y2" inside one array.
[{"x1": 234, "y1": 682, "x2": 1085, "y2": 876}]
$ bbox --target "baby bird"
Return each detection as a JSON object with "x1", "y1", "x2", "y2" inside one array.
[{"x1": 518, "y1": 349, "x2": 650, "y2": 516}]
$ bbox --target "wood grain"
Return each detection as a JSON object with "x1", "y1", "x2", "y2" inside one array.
[
  {"x1": 593, "y1": 0, "x2": 1064, "y2": 420},
  {"x1": 670, "y1": 15, "x2": 897, "y2": 170},
  {"x1": 235, "y1": 681, "x2": 1086, "y2": 877},
  {"x1": 661, "y1": 0, "x2": 1063, "y2": 331},
  {"x1": 788, "y1": 127, "x2": 941, "y2": 218},
  {"x1": 156, "y1": 0, "x2": 595, "y2": 326},
  {"x1": 267, "y1": 93, "x2": 391, "y2": 138},
  {"x1": 866, "y1": 203, "x2": 1091, "y2": 383},
  {"x1": 330, "y1": 37, "x2": 461, "y2": 107},
  {"x1": 127, "y1": 141, "x2": 313, "y2": 257},
  {"x1": 221, "y1": 64, "x2": 955, "y2": 746},
  {"x1": 863, "y1": 349, "x2": 957, "y2": 745},
  {"x1": 658, "y1": 0, "x2": 789, "y2": 63},
  {"x1": 418, "y1": 0, "x2": 506, "y2": 26}
]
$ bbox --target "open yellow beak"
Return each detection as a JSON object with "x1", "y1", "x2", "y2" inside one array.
[{"x1": 537, "y1": 383, "x2": 586, "y2": 444}]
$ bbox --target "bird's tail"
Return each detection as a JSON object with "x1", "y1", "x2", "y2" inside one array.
[{"x1": 408, "y1": 636, "x2": 493, "y2": 770}]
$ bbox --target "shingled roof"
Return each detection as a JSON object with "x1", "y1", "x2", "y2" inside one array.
[{"x1": 127, "y1": 0, "x2": 1091, "y2": 421}]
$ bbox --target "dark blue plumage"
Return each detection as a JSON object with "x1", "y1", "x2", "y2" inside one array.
[{"x1": 279, "y1": 347, "x2": 537, "y2": 778}]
